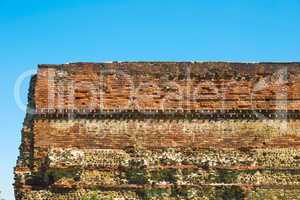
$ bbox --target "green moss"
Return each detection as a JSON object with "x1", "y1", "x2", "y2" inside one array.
[
  {"x1": 217, "y1": 186, "x2": 245, "y2": 200},
  {"x1": 137, "y1": 188, "x2": 170, "y2": 200},
  {"x1": 82, "y1": 192, "x2": 118, "y2": 200},
  {"x1": 123, "y1": 169, "x2": 149, "y2": 184},
  {"x1": 217, "y1": 170, "x2": 240, "y2": 183},
  {"x1": 82, "y1": 193, "x2": 101, "y2": 200},
  {"x1": 45, "y1": 168, "x2": 81, "y2": 183},
  {"x1": 248, "y1": 189, "x2": 300, "y2": 200},
  {"x1": 171, "y1": 185, "x2": 218, "y2": 199},
  {"x1": 150, "y1": 169, "x2": 178, "y2": 183}
]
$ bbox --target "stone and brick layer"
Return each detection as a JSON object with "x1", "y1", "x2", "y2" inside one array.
[{"x1": 14, "y1": 62, "x2": 300, "y2": 200}]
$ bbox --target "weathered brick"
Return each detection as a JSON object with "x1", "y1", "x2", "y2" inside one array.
[{"x1": 15, "y1": 62, "x2": 300, "y2": 200}]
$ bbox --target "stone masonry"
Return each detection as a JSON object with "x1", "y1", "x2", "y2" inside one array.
[{"x1": 14, "y1": 62, "x2": 300, "y2": 199}]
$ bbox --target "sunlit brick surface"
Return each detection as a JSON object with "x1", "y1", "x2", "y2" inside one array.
[{"x1": 15, "y1": 62, "x2": 300, "y2": 200}]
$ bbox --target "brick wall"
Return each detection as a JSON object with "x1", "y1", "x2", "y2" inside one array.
[
  {"x1": 15, "y1": 62, "x2": 300, "y2": 200},
  {"x1": 35, "y1": 62, "x2": 300, "y2": 111}
]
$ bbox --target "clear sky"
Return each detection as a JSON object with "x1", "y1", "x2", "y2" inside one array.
[{"x1": 1, "y1": 0, "x2": 300, "y2": 199}]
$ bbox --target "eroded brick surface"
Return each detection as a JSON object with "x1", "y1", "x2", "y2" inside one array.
[
  {"x1": 35, "y1": 62, "x2": 300, "y2": 111},
  {"x1": 14, "y1": 62, "x2": 300, "y2": 200}
]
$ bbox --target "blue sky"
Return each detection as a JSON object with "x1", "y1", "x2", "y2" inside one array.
[{"x1": 1, "y1": 0, "x2": 300, "y2": 199}]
